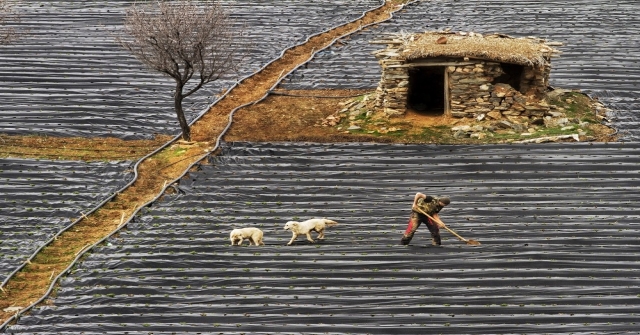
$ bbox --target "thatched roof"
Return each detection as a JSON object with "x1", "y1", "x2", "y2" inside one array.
[{"x1": 375, "y1": 31, "x2": 562, "y2": 66}]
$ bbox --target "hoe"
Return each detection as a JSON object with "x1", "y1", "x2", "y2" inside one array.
[{"x1": 413, "y1": 207, "x2": 481, "y2": 246}]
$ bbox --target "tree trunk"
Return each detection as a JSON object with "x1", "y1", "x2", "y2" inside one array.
[{"x1": 174, "y1": 83, "x2": 191, "y2": 141}]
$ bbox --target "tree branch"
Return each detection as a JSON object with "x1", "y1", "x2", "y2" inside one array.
[{"x1": 115, "y1": 0, "x2": 242, "y2": 141}]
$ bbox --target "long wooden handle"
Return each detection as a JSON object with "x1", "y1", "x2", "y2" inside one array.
[{"x1": 413, "y1": 207, "x2": 469, "y2": 242}]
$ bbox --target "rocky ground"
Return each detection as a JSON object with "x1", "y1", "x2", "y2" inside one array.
[{"x1": 225, "y1": 87, "x2": 617, "y2": 144}]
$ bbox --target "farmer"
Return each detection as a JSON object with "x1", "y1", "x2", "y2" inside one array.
[{"x1": 400, "y1": 192, "x2": 450, "y2": 246}]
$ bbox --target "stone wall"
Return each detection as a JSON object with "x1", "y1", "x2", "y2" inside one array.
[
  {"x1": 521, "y1": 64, "x2": 551, "y2": 98},
  {"x1": 374, "y1": 51, "x2": 552, "y2": 121},
  {"x1": 448, "y1": 62, "x2": 502, "y2": 118},
  {"x1": 374, "y1": 55, "x2": 410, "y2": 116},
  {"x1": 448, "y1": 62, "x2": 551, "y2": 119}
]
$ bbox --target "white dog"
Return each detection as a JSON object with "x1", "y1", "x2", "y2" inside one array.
[
  {"x1": 283, "y1": 219, "x2": 338, "y2": 245},
  {"x1": 229, "y1": 227, "x2": 265, "y2": 246}
]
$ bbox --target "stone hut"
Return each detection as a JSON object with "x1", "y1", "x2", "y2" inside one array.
[{"x1": 372, "y1": 31, "x2": 562, "y2": 120}]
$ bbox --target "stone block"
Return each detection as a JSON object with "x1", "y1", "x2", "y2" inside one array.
[
  {"x1": 494, "y1": 120, "x2": 513, "y2": 129},
  {"x1": 384, "y1": 108, "x2": 404, "y2": 116},
  {"x1": 458, "y1": 78, "x2": 486, "y2": 84},
  {"x1": 487, "y1": 111, "x2": 502, "y2": 120},
  {"x1": 502, "y1": 110, "x2": 522, "y2": 116}
]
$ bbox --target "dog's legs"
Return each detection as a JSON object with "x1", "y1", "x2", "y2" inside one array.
[
  {"x1": 316, "y1": 228, "x2": 325, "y2": 240},
  {"x1": 287, "y1": 233, "x2": 298, "y2": 246},
  {"x1": 230, "y1": 238, "x2": 235, "y2": 246},
  {"x1": 237, "y1": 237, "x2": 244, "y2": 246},
  {"x1": 305, "y1": 232, "x2": 315, "y2": 243}
]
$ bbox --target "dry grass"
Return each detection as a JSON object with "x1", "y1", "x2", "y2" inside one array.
[
  {"x1": 224, "y1": 88, "x2": 386, "y2": 142},
  {"x1": 388, "y1": 31, "x2": 561, "y2": 66},
  {"x1": 0, "y1": 134, "x2": 173, "y2": 161}
]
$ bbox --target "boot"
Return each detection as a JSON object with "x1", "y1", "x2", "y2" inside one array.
[{"x1": 432, "y1": 235, "x2": 441, "y2": 246}]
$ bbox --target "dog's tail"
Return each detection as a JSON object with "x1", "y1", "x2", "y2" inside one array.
[{"x1": 324, "y1": 219, "x2": 338, "y2": 227}]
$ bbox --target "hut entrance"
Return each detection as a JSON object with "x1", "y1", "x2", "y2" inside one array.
[
  {"x1": 407, "y1": 66, "x2": 446, "y2": 114},
  {"x1": 494, "y1": 63, "x2": 524, "y2": 92}
]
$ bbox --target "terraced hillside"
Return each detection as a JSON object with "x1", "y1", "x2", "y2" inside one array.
[
  {"x1": 0, "y1": 0, "x2": 382, "y2": 139},
  {"x1": 0, "y1": 0, "x2": 389, "y2": 278},
  {"x1": 6, "y1": 142, "x2": 640, "y2": 334},
  {"x1": 2, "y1": 0, "x2": 640, "y2": 334},
  {"x1": 0, "y1": 159, "x2": 133, "y2": 284}
]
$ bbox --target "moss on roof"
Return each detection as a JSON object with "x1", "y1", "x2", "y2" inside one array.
[{"x1": 388, "y1": 31, "x2": 562, "y2": 66}]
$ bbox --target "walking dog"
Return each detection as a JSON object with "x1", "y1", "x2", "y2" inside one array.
[
  {"x1": 229, "y1": 227, "x2": 265, "y2": 246},
  {"x1": 283, "y1": 218, "x2": 338, "y2": 245}
]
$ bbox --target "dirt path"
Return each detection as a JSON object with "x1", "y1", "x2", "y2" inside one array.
[{"x1": 0, "y1": 0, "x2": 410, "y2": 326}]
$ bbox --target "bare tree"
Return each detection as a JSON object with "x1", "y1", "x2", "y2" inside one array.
[
  {"x1": 0, "y1": 0, "x2": 18, "y2": 45},
  {"x1": 118, "y1": 0, "x2": 241, "y2": 141}
]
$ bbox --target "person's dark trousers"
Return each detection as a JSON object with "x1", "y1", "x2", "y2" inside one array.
[{"x1": 400, "y1": 211, "x2": 441, "y2": 245}]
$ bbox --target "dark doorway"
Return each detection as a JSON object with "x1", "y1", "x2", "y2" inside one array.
[
  {"x1": 407, "y1": 66, "x2": 445, "y2": 113},
  {"x1": 494, "y1": 63, "x2": 524, "y2": 92}
]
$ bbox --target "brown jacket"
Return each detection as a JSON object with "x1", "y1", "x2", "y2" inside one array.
[{"x1": 414, "y1": 196, "x2": 444, "y2": 216}]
